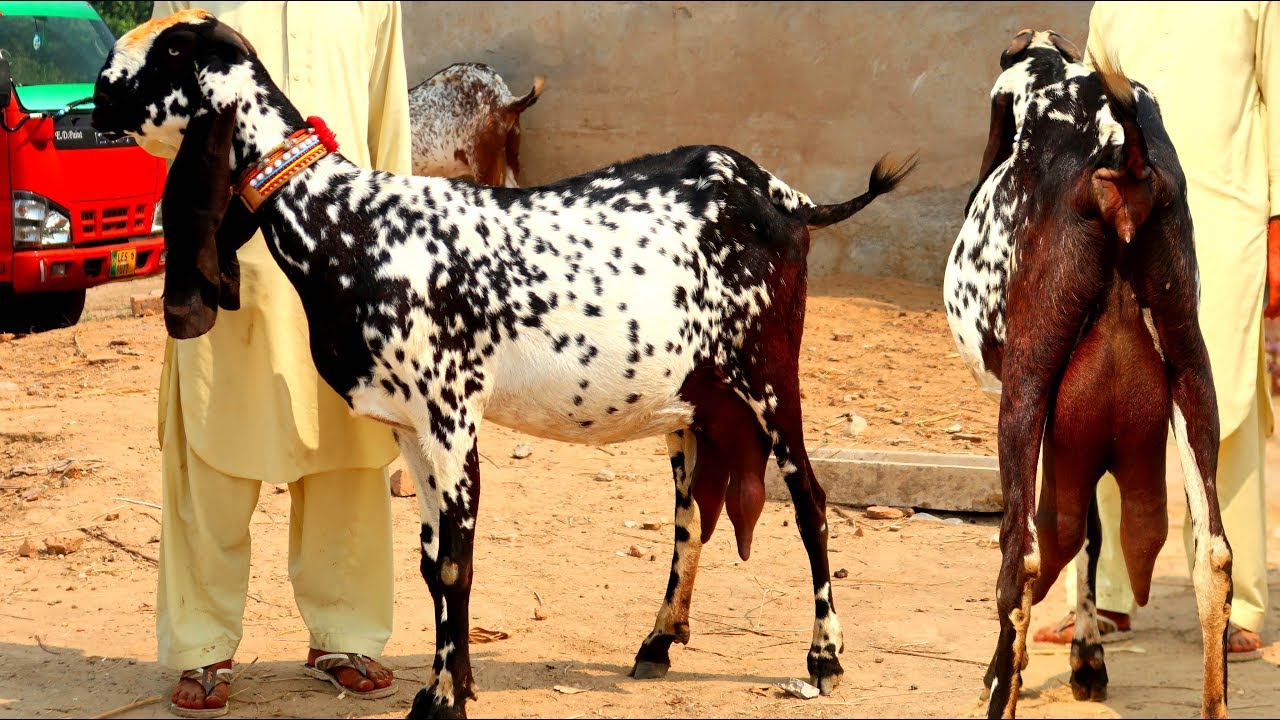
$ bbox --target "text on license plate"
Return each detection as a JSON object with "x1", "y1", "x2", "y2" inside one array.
[{"x1": 109, "y1": 248, "x2": 137, "y2": 278}]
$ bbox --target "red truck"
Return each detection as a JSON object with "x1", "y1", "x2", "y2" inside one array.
[{"x1": 0, "y1": 1, "x2": 166, "y2": 333}]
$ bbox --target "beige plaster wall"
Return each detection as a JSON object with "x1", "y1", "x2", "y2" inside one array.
[{"x1": 401, "y1": 1, "x2": 1093, "y2": 286}]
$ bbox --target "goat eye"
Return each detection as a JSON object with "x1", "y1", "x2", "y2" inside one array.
[{"x1": 168, "y1": 48, "x2": 180, "y2": 57}]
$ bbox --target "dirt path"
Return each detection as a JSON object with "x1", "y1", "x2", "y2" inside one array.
[{"x1": 1, "y1": 273, "x2": 1277, "y2": 719}]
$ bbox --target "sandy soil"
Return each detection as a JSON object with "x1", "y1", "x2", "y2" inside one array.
[{"x1": 1, "y1": 272, "x2": 1278, "y2": 719}]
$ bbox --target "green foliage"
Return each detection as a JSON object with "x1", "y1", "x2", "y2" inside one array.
[{"x1": 87, "y1": 1, "x2": 153, "y2": 39}]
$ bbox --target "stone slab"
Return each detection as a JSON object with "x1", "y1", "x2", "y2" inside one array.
[{"x1": 764, "y1": 448, "x2": 1002, "y2": 513}]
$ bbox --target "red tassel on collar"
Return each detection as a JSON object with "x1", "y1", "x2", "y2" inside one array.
[{"x1": 307, "y1": 116, "x2": 339, "y2": 152}]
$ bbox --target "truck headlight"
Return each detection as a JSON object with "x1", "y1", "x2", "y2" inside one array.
[
  {"x1": 150, "y1": 201, "x2": 163, "y2": 235},
  {"x1": 12, "y1": 191, "x2": 72, "y2": 248}
]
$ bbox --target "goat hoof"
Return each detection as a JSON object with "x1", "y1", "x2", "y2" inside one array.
[
  {"x1": 807, "y1": 648, "x2": 843, "y2": 695},
  {"x1": 1068, "y1": 641, "x2": 1107, "y2": 702},
  {"x1": 629, "y1": 660, "x2": 671, "y2": 680},
  {"x1": 407, "y1": 687, "x2": 467, "y2": 719}
]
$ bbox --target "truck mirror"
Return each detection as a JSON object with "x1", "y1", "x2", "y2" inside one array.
[{"x1": 0, "y1": 57, "x2": 11, "y2": 109}]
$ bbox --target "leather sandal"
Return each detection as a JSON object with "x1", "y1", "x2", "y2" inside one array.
[
  {"x1": 1227, "y1": 623, "x2": 1263, "y2": 663},
  {"x1": 168, "y1": 665, "x2": 234, "y2": 718},
  {"x1": 1032, "y1": 610, "x2": 1133, "y2": 644},
  {"x1": 302, "y1": 652, "x2": 397, "y2": 699}
]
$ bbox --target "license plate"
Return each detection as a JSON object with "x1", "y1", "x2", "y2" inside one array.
[{"x1": 109, "y1": 248, "x2": 137, "y2": 278}]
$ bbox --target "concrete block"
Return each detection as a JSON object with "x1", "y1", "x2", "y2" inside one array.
[{"x1": 764, "y1": 448, "x2": 1001, "y2": 513}]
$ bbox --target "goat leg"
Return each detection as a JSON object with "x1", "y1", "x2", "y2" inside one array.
[
  {"x1": 405, "y1": 433, "x2": 481, "y2": 720},
  {"x1": 632, "y1": 430, "x2": 704, "y2": 680},
  {"x1": 1068, "y1": 495, "x2": 1108, "y2": 701},
  {"x1": 766, "y1": 384, "x2": 843, "y2": 695}
]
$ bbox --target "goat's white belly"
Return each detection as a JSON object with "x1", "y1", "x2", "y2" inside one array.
[{"x1": 483, "y1": 324, "x2": 698, "y2": 445}]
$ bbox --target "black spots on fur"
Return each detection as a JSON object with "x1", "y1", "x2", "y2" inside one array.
[
  {"x1": 552, "y1": 334, "x2": 571, "y2": 352},
  {"x1": 527, "y1": 292, "x2": 549, "y2": 317},
  {"x1": 579, "y1": 379, "x2": 590, "y2": 390},
  {"x1": 584, "y1": 304, "x2": 602, "y2": 317},
  {"x1": 626, "y1": 393, "x2": 641, "y2": 404},
  {"x1": 578, "y1": 419, "x2": 594, "y2": 428},
  {"x1": 573, "y1": 395, "x2": 584, "y2": 406},
  {"x1": 464, "y1": 377, "x2": 484, "y2": 397},
  {"x1": 611, "y1": 246, "x2": 622, "y2": 259},
  {"x1": 606, "y1": 406, "x2": 618, "y2": 414},
  {"x1": 624, "y1": 368, "x2": 636, "y2": 379},
  {"x1": 476, "y1": 221, "x2": 490, "y2": 239},
  {"x1": 627, "y1": 350, "x2": 641, "y2": 364},
  {"x1": 632, "y1": 263, "x2": 646, "y2": 276},
  {"x1": 673, "y1": 286, "x2": 688, "y2": 310},
  {"x1": 380, "y1": 379, "x2": 396, "y2": 396},
  {"x1": 628, "y1": 319, "x2": 640, "y2": 344},
  {"x1": 815, "y1": 597, "x2": 831, "y2": 619},
  {"x1": 579, "y1": 345, "x2": 599, "y2": 366}
]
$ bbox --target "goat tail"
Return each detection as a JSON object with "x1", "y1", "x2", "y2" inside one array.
[
  {"x1": 1090, "y1": 52, "x2": 1149, "y2": 175},
  {"x1": 805, "y1": 152, "x2": 918, "y2": 229},
  {"x1": 506, "y1": 75, "x2": 546, "y2": 115}
]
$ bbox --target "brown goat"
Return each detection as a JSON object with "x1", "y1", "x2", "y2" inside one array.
[
  {"x1": 408, "y1": 62, "x2": 544, "y2": 187},
  {"x1": 944, "y1": 30, "x2": 1230, "y2": 718}
]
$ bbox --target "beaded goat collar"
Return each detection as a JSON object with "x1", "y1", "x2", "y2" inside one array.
[{"x1": 236, "y1": 116, "x2": 339, "y2": 213}]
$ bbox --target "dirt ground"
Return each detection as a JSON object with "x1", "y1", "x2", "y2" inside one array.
[{"x1": 2, "y1": 272, "x2": 1279, "y2": 719}]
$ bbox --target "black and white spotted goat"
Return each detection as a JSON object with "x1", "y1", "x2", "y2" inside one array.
[
  {"x1": 92, "y1": 11, "x2": 917, "y2": 718},
  {"x1": 944, "y1": 30, "x2": 1229, "y2": 719}
]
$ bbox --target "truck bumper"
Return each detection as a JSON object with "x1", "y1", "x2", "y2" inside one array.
[{"x1": 11, "y1": 235, "x2": 165, "y2": 294}]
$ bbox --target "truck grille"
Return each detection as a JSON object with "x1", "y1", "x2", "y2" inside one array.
[{"x1": 77, "y1": 203, "x2": 149, "y2": 242}]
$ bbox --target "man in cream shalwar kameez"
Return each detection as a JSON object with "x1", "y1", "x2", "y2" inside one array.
[
  {"x1": 142, "y1": 2, "x2": 412, "y2": 712},
  {"x1": 1036, "y1": 1, "x2": 1278, "y2": 659}
]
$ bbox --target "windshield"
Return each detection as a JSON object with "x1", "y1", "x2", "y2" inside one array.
[{"x1": 0, "y1": 14, "x2": 114, "y2": 87}]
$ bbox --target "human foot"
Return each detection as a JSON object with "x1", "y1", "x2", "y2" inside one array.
[
  {"x1": 169, "y1": 659, "x2": 233, "y2": 718},
  {"x1": 304, "y1": 649, "x2": 396, "y2": 698},
  {"x1": 1033, "y1": 609, "x2": 1133, "y2": 644},
  {"x1": 1227, "y1": 624, "x2": 1263, "y2": 662}
]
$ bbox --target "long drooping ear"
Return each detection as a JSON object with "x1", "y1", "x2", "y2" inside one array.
[
  {"x1": 209, "y1": 19, "x2": 256, "y2": 57},
  {"x1": 965, "y1": 90, "x2": 1016, "y2": 215},
  {"x1": 160, "y1": 104, "x2": 237, "y2": 338},
  {"x1": 214, "y1": 199, "x2": 260, "y2": 311}
]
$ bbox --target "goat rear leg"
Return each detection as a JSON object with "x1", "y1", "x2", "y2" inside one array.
[
  {"x1": 766, "y1": 390, "x2": 843, "y2": 694},
  {"x1": 632, "y1": 430, "x2": 704, "y2": 680},
  {"x1": 402, "y1": 431, "x2": 482, "y2": 720},
  {"x1": 1141, "y1": 256, "x2": 1230, "y2": 718},
  {"x1": 1068, "y1": 495, "x2": 1108, "y2": 701}
]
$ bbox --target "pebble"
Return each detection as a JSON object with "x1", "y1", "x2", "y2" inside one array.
[
  {"x1": 594, "y1": 469, "x2": 616, "y2": 482},
  {"x1": 534, "y1": 607, "x2": 549, "y2": 621},
  {"x1": 777, "y1": 678, "x2": 820, "y2": 700},
  {"x1": 628, "y1": 545, "x2": 645, "y2": 558},
  {"x1": 952, "y1": 433, "x2": 984, "y2": 442},
  {"x1": 864, "y1": 506, "x2": 904, "y2": 520},
  {"x1": 641, "y1": 520, "x2": 665, "y2": 531},
  {"x1": 888, "y1": 524, "x2": 902, "y2": 532},
  {"x1": 913, "y1": 512, "x2": 964, "y2": 525},
  {"x1": 847, "y1": 412, "x2": 868, "y2": 437},
  {"x1": 833, "y1": 568, "x2": 849, "y2": 579},
  {"x1": 831, "y1": 333, "x2": 855, "y2": 342},
  {"x1": 17, "y1": 538, "x2": 39, "y2": 558},
  {"x1": 511, "y1": 443, "x2": 533, "y2": 459},
  {"x1": 623, "y1": 520, "x2": 638, "y2": 528},
  {"x1": 44, "y1": 535, "x2": 84, "y2": 556}
]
